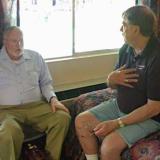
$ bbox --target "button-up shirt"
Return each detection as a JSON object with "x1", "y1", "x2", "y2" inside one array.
[{"x1": 0, "y1": 47, "x2": 56, "y2": 106}]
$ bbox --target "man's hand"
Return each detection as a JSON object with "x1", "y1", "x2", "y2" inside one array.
[
  {"x1": 93, "y1": 120, "x2": 118, "y2": 137},
  {"x1": 50, "y1": 97, "x2": 69, "y2": 113},
  {"x1": 107, "y1": 65, "x2": 139, "y2": 88}
]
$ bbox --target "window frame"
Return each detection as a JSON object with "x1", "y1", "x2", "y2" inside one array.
[{"x1": 19, "y1": 0, "x2": 135, "y2": 60}]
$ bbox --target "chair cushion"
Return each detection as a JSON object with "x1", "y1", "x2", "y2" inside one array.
[
  {"x1": 62, "y1": 88, "x2": 160, "y2": 160},
  {"x1": 74, "y1": 88, "x2": 116, "y2": 112},
  {"x1": 121, "y1": 131, "x2": 160, "y2": 160}
]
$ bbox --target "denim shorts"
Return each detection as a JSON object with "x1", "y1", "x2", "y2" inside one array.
[{"x1": 89, "y1": 98, "x2": 160, "y2": 147}]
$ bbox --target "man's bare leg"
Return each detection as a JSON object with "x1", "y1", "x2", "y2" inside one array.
[
  {"x1": 75, "y1": 111, "x2": 100, "y2": 160},
  {"x1": 100, "y1": 131, "x2": 127, "y2": 160}
]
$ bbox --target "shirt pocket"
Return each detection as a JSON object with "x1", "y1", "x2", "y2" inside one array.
[
  {"x1": 26, "y1": 71, "x2": 39, "y2": 86},
  {"x1": 24, "y1": 61, "x2": 39, "y2": 86}
]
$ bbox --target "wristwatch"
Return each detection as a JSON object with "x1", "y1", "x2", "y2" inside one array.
[{"x1": 117, "y1": 117, "x2": 125, "y2": 128}]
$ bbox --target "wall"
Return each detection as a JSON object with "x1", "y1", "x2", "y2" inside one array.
[{"x1": 47, "y1": 52, "x2": 118, "y2": 92}]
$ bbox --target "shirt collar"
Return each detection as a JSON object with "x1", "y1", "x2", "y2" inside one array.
[{"x1": 126, "y1": 36, "x2": 158, "y2": 59}]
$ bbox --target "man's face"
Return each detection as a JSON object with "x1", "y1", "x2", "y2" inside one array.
[
  {"x1": 120, "y1": 18, "x2": 137, "y2": 45},
  {"x1": 4, "y1": 28, "x2": 24, "y2": 60}
]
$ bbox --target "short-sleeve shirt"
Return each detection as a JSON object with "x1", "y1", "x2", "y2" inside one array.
[{"x1": 116, "y1": 36, "x2": 160, "y2": 122}]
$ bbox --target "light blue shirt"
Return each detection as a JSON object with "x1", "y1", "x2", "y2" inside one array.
[{"x1": 0, "y1": 47, "x2": 56, "y2": 106}]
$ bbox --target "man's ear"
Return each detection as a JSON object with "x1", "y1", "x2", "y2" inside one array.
[{"x1": 133, "y1": 25, "x2": 140, "y2": 35}]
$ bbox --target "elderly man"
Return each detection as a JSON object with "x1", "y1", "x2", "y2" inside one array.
[
  {"x1": 0, "y1": 26, "x2": 71, "y2": 160},
  {"x1": 75, "y1": 5, "x2": 160, "y2": 160}
]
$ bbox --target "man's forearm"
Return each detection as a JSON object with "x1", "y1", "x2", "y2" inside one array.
[{"x1": 119, "y1": 101, "x2": 160, "y2": 126}]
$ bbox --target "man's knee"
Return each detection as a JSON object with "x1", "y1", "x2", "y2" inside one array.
[
  {"x1": 59, "y1": 111, "x2": 71, "y2": 124},
  {"x1": 75, "y1": 112, "x2": 96, "y2": 138},
  {"x1": 75, "y1": 112, "x2": 98, "y2": 130},
  {"x1": 1, "y1": 118, "x2": 24, "y2": 142},
  {"x1": 52, "y1": 111, "x2": 71, "y2": 127},
  {"x1": 75, "y1": 113, "x2": 85, "y2": 128},
  {"x1": 100, "y1": 132, "x2": 127, "y2": 157}
]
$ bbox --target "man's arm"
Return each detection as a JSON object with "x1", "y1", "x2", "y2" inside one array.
[
  {"x1": 38, "y1": 54, "x2": 69, "y2": 113},
  {"x1": 117, "y1": 99, "x2": 160, "y2": 125}
]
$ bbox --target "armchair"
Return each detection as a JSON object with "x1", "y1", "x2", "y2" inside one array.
[{"x1": 62, "y1": 88, "x2": 160, "y2": 160}]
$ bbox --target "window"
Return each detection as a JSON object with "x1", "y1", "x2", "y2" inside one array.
[{"x1": 20, "y1": 0, "x2": 135, "y2": 59}]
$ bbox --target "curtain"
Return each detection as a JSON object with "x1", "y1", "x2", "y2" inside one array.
[
  {"x1": 0, "y1": 0, "x2": 19, "y2": 49},
  {"x1": 136, "y1": 0, "x2": 160, "y2": 38}
]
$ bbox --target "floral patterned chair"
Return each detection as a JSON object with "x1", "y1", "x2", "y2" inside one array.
[{"x1": 62, "y1": 88, "x2": 160, "y2": 160}]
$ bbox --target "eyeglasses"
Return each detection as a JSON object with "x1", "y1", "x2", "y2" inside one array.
[{"x1": 5, "y1": 38, "x2": 23, "y2": 45}]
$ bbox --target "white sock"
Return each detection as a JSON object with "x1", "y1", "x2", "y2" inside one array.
[{"x1": 85, "y1": 154, "x2": 98, "y2": 160}]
